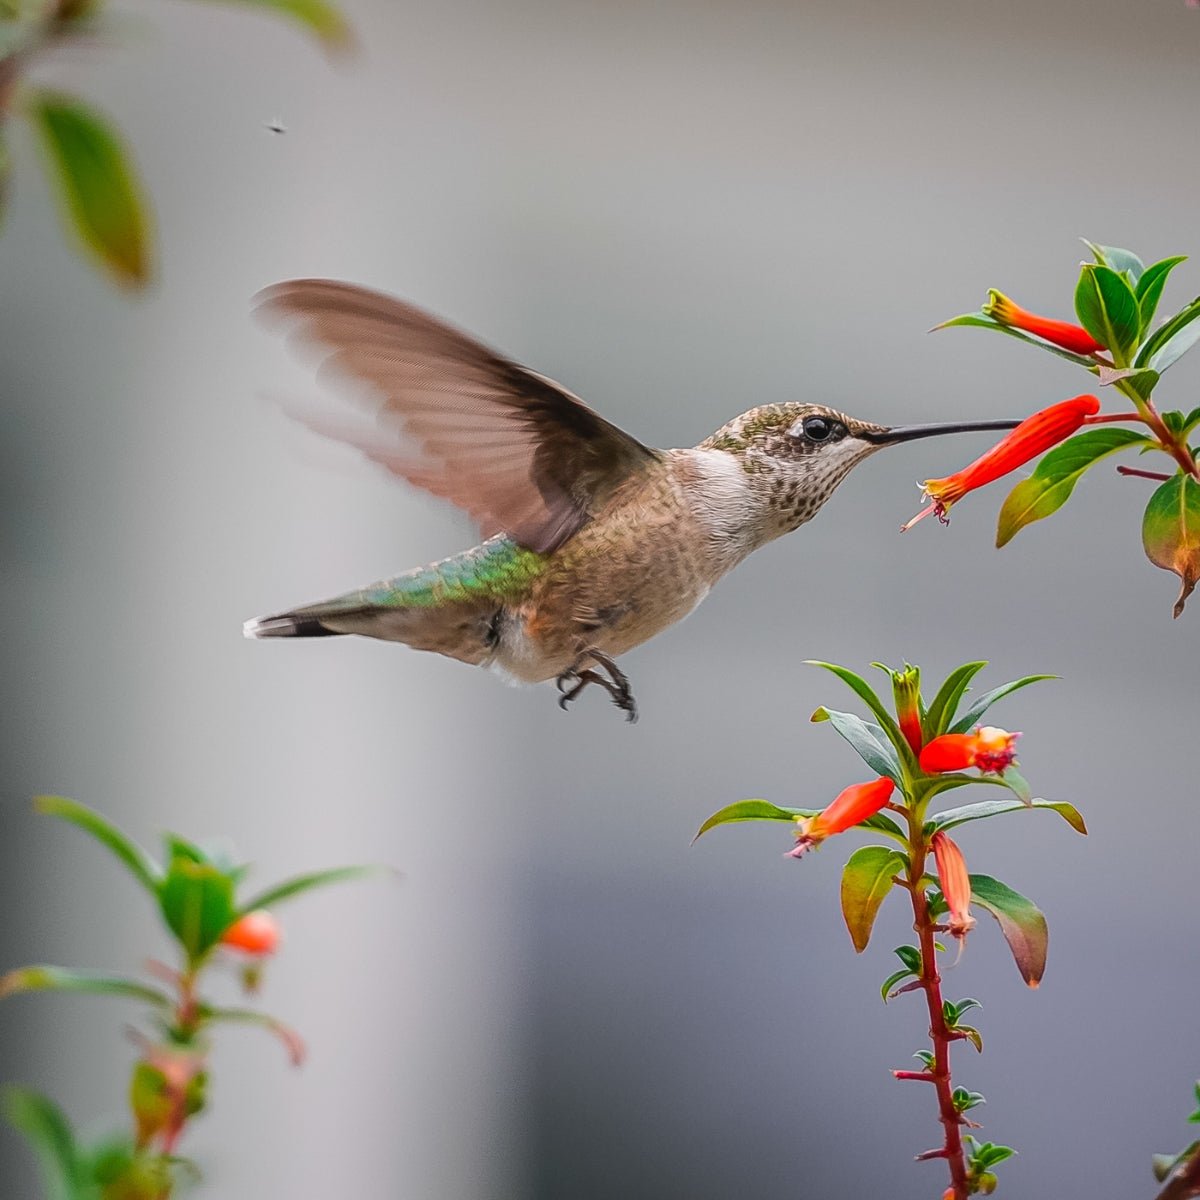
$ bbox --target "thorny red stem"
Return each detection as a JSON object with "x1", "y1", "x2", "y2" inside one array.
[{"x1": 904, "y1": 831, "x2": 970, "y2": 1200}]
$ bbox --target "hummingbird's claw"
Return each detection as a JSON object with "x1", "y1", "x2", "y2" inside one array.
[{"x1": 555, "y1": 650, "x2": 638, "y2": 723}]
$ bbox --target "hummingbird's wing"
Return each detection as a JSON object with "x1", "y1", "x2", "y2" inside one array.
[{"x1": 257, "y1": 279, "x2": 661, "y2": 554}]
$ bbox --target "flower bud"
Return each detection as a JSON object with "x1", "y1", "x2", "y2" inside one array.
[
  {"x1": 983, "y1": 289, "x2": 1105, "y2": 355},
  {"x1": 931, "y1": 831, "x2": 976, "y2": 942},
  {"x1": 220, "y1": 910, "x2": 280, "y2": 956}
]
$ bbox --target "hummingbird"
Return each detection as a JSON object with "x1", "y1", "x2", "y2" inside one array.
[{"x1": 244, "y1": 280, "x2": 1018, "y2": 720}]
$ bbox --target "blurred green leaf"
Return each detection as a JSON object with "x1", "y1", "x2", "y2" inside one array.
[
  {"x1": 1083, "y1": 241, "x2": 1145, "y2": 283},
  {"x1": 1074, "y1": 263, "x2": 1141, "y2": 363},
  {"x1": 995, "y1": 428, "x2": 1149, "y2": 547},
  {"x1": 0, "y1": 965, "x2": 172, "y2": 1008},
  {"x1": 932, "y1": 313, "x2": 1098, "y2": 366},
  {"x1": 1136, "y1": 256, "x2": 1187, "y2": 330},
  {"x1": 1142, "y1": 473, "x2": 1200, "y2": 617},
  {"x1": 201, "y1": 0, "x2": 350, "y2": 51},
  {"x1": 237, "y1": 864, "x2": 381, "y2": 915},
  {"x1": 2, "y1": 1087, "x2": 84, "y2": 1200},
  {"x1": 969, "y1": 874, "x2": 1048, "y2": 986},
  {"x1": 27, "y1": 89, "x2": 152, "y2": 287},
  {"x1": 840, "y1": 846, "x2": 905, "y2": 953},
  {"x1": 923, "y1": 661, "x2": 987, "y2": 738},
  {"x1": 158, "y1": 857, "x2": 236, "y2": 962},
  {"x1": 35, "y1": 796, "x2": 160, "y2": 895},
  {"x1": 202, "y1": 1005, "x2": 306, "y2": 1065},
  {"x1": 949, "y1": 674, "x2": 1056, "y2": 734},
  {"x1": 810, "y1": 706, "x2": 902, "y2": 785},
  {"x1": 805, "y1": 661, "x2": 908, "y2": 759},
  {"x1": 1136, "y1": 296, "x2": 1200, "y2": 372},
  {"x1": 926, "y1": 798, "x2": 1086, "y2": 836}
]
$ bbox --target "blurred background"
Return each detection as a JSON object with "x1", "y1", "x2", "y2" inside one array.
[{"x1": 2, "y1": 0, "x2": 1198, "y2": 1195}]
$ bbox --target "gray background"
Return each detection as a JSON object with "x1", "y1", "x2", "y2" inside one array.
[{"x1": 2, "y1": 0, "x2": 1198, "y2": 1196}]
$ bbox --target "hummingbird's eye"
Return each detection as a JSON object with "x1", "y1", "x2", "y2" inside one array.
[{"x1": 799, "y1": 415, "x2": 844, "y2": 444}]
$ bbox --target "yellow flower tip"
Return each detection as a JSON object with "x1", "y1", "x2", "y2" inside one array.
[{"x1": 983, "y1": 288, "x2": 1016, "y2": 323}]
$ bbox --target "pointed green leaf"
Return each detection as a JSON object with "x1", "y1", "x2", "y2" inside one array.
[
  {"x1": 1135, "y1": 296, "x2": 1200, "y2": 372},
  {"x1": 28, "y1": 89, "x2": 152, "y2": 287},
  {"x1": 949, "y1": 674, "x2": 1057, "y2": 734},
  {"x1": 1183, "y1": 407, "x2": 1200, "y2": 437},
  {"x1": 1142, "y1": 473, "x2": 1200, "y2": 617},
  {"x1": 957, "y1": 1024, "x2": 983, "y2": 1053},
  {"x1": 2, "y1": 1087, "x2": 82, "y2": 1200},
  {"x1": 1083, "y1": 241, "x2": 1145, "y2": 283},
  {"x1": 810, "y1": 707, "x2": 902, "y2": 784},
  {"x1": 201, "y1": 1006, "x2": 306, "y2": 1065},
  {"x1": 993, "y1": 427, "x2": 1152, "y2": 549},
  {"x1": 1074, "y1": 263, "x2": 1142, "y2": 363},
  {"x1": 805, "y1": 661, "x2": 908, "y2": 758},
  {"x1": 926, "y1": 797, "x2": 1086, "y2": 836},
  {"x1": 924, "y1": 662, "x2": 988, "y2": 737},
  {"x1": 0, "y1": 965, "x2": 172, "y2": 1008},
  {"x1": 880, "y1": 967, "x2": 913, "y2": 1002},
  {"x1": 1136, "y1": 256, "x2": 1187, "y2": 329},
  {"x1": 840, "y1": 846, "x2": 905, "y2": 953},
  {"x1": 1093, "y1": 365, "x2": 1159, "y2": 399},
  {"x1": 969, "y1": 874, "x2": 1048, "y2": 986},
  {"x1": 238, "y1": 864, "x2": 382, "y2": 914},
  {"x1": 198, "y1": 0, "x2": 350, "y2": 50},
  {"x1": 34, "y1": 796, "x2": 160, "y2": 895},
  {"x1": 693, "y1": 799, "x2": 798, "y2": 841},
  {"x1": 932, "y1": 313, "x2": 1098, "y2": 366},
  {"x1": 158, "y1": 857, "x2": 236, "y2": 962}
]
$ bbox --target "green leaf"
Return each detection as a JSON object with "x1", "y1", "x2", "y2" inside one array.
[
  {"x1": 926, "y1": 797, "x2": 1086, "y2": 836},
  {"x1": 931, "y1": 313, "x2": 1098, "y2": 366},
  {"x1": 34, "y1": 796, "x2": 160, "y2": 895},
  {"x1": 810, "y1": 707, "x2": 902, "y2": 784},
  {"x1": 957, "y1": 1024, "x2": 984, "y2": 1053},
  {"x1": 1135, "y1": 296, "x2": 1200, "y2": 372},
  {"x1": 1142, "y1": 473, "x2": 1200, "y2": 617},
  {"x1": 237, "y1": 864, "x2": 381, "y2": 914},
  {"x1": 202, "y1": 1006, "x2": 306, "y2": 1065},
  {"x1": 158, "y1": 857, "x2": 237, "y2": 962},
  {"x1": 997, "y1": 428, "x2": 1149, "y2": 547},
  {"x1": 1136, "y1": 256, "x2": 1187, "y2": 329},
  {"x1": 1183, "y1": 407, "x2": 1200, "y2": 437},
  {"x1": 199, "y1": 0, "x2": 350, "y2": 50},
  {"x1": 880, "y1": 968, "x2": 913, "y2": 1002},
  {"x1": 805, "y1": 660, "x2": 909, "y2": 759},
  {"x1": 27, "y1": 89, "x2": 152, "y2": 288},
  {"x1": 1083, "y1": 241, "x2": 1145, "y2": 283},
  {"x1": 693, "y1": 799, "x2": 798, "y2": 841},
  {"x1": 1074, "y1": 263, "x2": 1142, "y2": 363},
  {"x1": 0, "y1": 965, "x2": 172, "y2": 1008},
  {"x1": 840, "y1": 846, "x2": 905, "y2": 953},
  {"x1": 1094, "y1": 365, "x2": 1160, "y2": 400},
  {"x1": 894, "y1": 944, "x2": 922, "y2": 973},
  {"x1": 949, "y1": 674, "x2": 1057, "y2": 734},
  {"x1": 969, "y1": 874, "x2": 1048, "y2": 986},
  {"x1": 2, "y1": 1087, "x2": 83, "y2": 1200},
  {"x1": 924, "y1": 662, "x2": 988, "y2": 738}
]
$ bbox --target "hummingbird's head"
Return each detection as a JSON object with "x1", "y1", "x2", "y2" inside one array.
[{"x1": 699, "y1": 403, "x2": 1020, "y2": 539}]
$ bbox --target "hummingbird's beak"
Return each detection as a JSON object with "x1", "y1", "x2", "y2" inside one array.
[{"x1": 862, "y1": 418, "x2": 1022, "y2": 446}]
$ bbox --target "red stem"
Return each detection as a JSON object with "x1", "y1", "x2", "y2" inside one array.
[
  {"x1": 905, "y1": 837, "x2": 969, "y2": 1199},
  {"x1": 1117, "y1": 465, "x2": 1172, "y2": 482},
  {"x1": 1083, "y1": 412, "x2": 1149, "y2": 425}
]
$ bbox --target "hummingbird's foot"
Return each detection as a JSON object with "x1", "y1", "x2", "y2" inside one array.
[{"x1": 556, "y1": 649, "x2": 638, "y2": 723}]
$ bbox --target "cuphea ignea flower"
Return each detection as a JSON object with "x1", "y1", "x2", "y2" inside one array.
[
  {"x1": 901, "y1": 394, "x2": 1100, "y2": 530},
  {"x1": 931, "y1": 832, "x2": 976, "y2": 942},
  {"x1": 220, "y1": 910, "x2": 280, "y2": 956},
  {"x1": 919, "y1": 726, "x2": 1020, "y2": 775},
  {"x1": 788, "y1": 776, "x2": 895, "y2": 859},
  {"x1": 983, "y1": 289, "x2": 1105, "y2": 355}
]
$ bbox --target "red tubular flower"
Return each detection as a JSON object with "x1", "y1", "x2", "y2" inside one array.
[
  {"x1": 788, "y1": 776, "x2": 895, "y2": 859},
  {"x1": 931, "y1": 831, "x2": 976, "y2": 942},
  {"x1": 983, "y1": 289, "x2": 1105, "y2": 355},
  {"x1": 891, "y1": 664, "x2": 924, "y2": 755},
  {"x1": 901, "y1": 394, "x2": 1100, "y2": 530},
  {"x1": 919, "y1": 726, "x2": 1020, "y2": 775},
  {"x1": 220, "y1": 910, "x2": 280, "y2": 956}
]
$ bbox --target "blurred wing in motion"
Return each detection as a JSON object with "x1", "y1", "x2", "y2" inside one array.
[{"x1": 257, "y1": 280, "x2": 662, "y2": 553}]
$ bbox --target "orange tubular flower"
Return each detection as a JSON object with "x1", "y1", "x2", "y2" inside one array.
[
  {"x1": 931, "y1": 832, "x2": 976, "y2": 942},
  {"x1": 901, "y1": 394, "x2": 1100, "y2": 530},
  {"x1": 919, "y1": 726, "x2": 1020, "y2": 775},
  {"x1": 891, "y1": 664, "x2": 924, "y2": 755},
  {"x1": 984, "y1": 289, "x2": 1105, "y2": 355},
  {"x1": 220, "y1": 910, "x2": 281, "y2": 956},
  {"x1": 788, "y1": 776, "x2": 895, "y2": 859}
]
